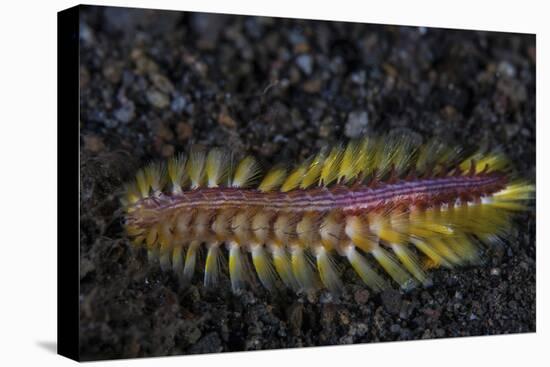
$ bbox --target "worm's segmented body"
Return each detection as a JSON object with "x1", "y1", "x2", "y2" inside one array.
[{"x1": 123, "y1": 134, "x2": 533, "y2": 294}]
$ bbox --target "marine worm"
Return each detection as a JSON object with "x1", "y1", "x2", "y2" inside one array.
[{"x1": 122, "y1": 134, "x2": 534, "y2": 294}]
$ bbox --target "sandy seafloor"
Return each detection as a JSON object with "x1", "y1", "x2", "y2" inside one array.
[{"x1": 78, "y1": 6, "x2": 536, "y2": 361}]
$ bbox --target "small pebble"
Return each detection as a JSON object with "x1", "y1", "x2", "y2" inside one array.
[
  {"x1": 82, "y1": 134, "x2": 105, "y2": 153},
  {"x1": 344, "y1": 111, "x2": 369, "y2": 138},
  {"x1": 171, "y1": 95, "x2": 188, "y2": 113},
  {"x1": 381, "y1": 289, "x2": 402, "y2": 315},
  {"x1": 497, "y1": 61, "x2": 516, "y2": 78},
  {"x1": 390, "y1": 324, "x2": 401, "y2": 333},
  {"x1": 302, "y1": 79, "x2": 322, "y2": 93},
  {"x1": 146, "y1": 89, "x2": 170, "y2": 109},
  {"x1": 354, "y1": 289, "x2": 370, "y2": 304},
  {"x1": 114, "y1": 102, "x2": 135, "y2": 124},
  {"x1": 296, "y1": 54, "x2": 313, "y2": 75},
  {"x1": 218, "y1": 108, "x2": 237, "y2": 128},
  {"x1": 161, "y1": 144, "x2": 175, "y2": 157},
  {"x1": 176, "y1": 122, "x2": 193, "y2": 141}
]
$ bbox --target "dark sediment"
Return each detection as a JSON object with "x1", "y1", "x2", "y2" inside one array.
[{"x1": 78, "y1": 6, "x2": 535, "y2": 361}]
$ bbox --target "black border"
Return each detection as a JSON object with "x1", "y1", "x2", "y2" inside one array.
[{"x1": 57, "y1": 5, "x2": 80, "y2": 362}]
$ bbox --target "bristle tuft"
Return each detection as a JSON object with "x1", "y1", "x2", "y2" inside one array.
[
  {"x1": 167, "y1": 154, "x2": 187, "y2": 193},
  {"x1": 258, "y1": 166, "x2": 287, "y2": 192},
  {"x1": 291, "y1": 246, "x2": 318, "y2": 292},
  {"x1": 144, "y1": 162, "x2": 166, "y2": 194},
  {"x1": 320, "y1": 146, "x2": 344, "y2": 186},
  {"x1": 281, "y1": 163, "x2": 308, "y2": 192},
  {"x1": 371, "y1": 246, "x2": 416, "y2": 291},
  {"x1": 345, "y1": 245, "x2": 388, "y2": 291},
  {"x1": 228, "y1": 242, "x2": 248, "y2": 293},
  {"x1": 315, "y1": 247, "x2": 343, "y2": 293},
  {"x1": 271, "y1": 246, "x2": 298, "y2": 290},
  {"x1": 187, "y1": 148, "x2": 207, "y2": 189},
  {"x1": 181, "y1": 240, "x2": 199, "y2": 285},
  {"x1": 206, "y1": 148, "x2": 227, "y2": 188},
  {"x1": 338, "y1": 140, "x2": 362, "y2": 183},
  {"x1": 251, "y1": 244, "x2": 277, "y2": 291},
  {"x1": 232, "y1": 156, "x2": 261, "y2": 188},
  {"x1": 301, "y1": 151, "x2": 326, "y2": 189},
  {"x1": 204, "y1": 243, "x2": 221, "y2": 287}
]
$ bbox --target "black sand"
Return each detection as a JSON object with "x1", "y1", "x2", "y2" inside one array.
[{"x1": 78, "y1": 6, "x2": 535, "y2": 360}]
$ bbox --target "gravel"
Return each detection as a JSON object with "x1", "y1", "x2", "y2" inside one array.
[
  {"x1": 344, "y1": 110, "x2": 369, "y2": 138},
  {"x1": 78, "y1": 6, "x2": 535, "y2": 361}
]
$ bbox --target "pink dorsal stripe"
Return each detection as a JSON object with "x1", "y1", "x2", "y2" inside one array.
[{"x1": 139, "y1": 173, "x2": 506, "y2": 215}]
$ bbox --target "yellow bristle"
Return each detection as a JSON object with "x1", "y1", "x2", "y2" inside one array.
[
  {"x1": 258, "y1": 166, "x2": 287, "y2": 192},
  {"x1": 487, "y1": 201, "x2": 528, "y2": 211},
  {"x1": 476, "y1": 154, "x2": 509, "y2": 173},
  {"x1": 280, "y1": 163, "x2": 308, "y2": 192},
  {"x1": 181, "y1": 240, "x2": 199, "y2": 285},
  {"x1": 135, "y1": 169, "x2": 149, "y2": 198},
  {"x1": 290, "y1": 245, "x2": 317, "y2": 291},
  {"x1": 388, "y1": 134, "x2": 419, "y2": 176},
  {"x1": 493, "y1": 182, "x2": 535, "y2": 201},
  {"x1": 144, "y1": 162, "x2": 166, "y2": 193},
  {"x1": 417, "y1": 139, "x2": 462, "y2": 175},
  {"x1": 204, "y1": 242, "x2": 221, "y2": 287},
  {"x1": 459, "y1": 152, "x2": 509, "y2": 174},
  {"x1": 345, "y1": 215, "x2": 377, "y2": 252},
  {"x1": 411, "y1": 238, "x2": 450, "y2": 268},
  {"x1": 371, "y1": 246, "x2": 416, "y2": 290},
  {"x1": 271, "y1": 245, "x2": 298, "y2": 290},
  {"x1": 187, "y1": 148, "x2": 206, "y2": 189},
  {"x1": 447, "y1": 234, "x2": 479, "y2": 264},
  {"x1": 373, "y1": 140, "x2": 395, "y2": 178},
  {"x1": 391, "y1": 244, "x2": 429, "y2": 285},
  {"x1": 300, "y1": 151, "x2": 326, "y2": 189},
  {"x1": 371, "y1": 135, "x2": 417, "y2": 178},
  {"x1": 315, "y1": 246, "x2": 343, "y2": 293},
  {"x1": 319, "y1": 146, "x2": 344, "y2": 186},
  {"x1": 228, "y1": 242, "x2": 248, "y2": 293},
  {"x1": 345, "y1": 245, "x2": 388, "y2": 291},
  {"x1": 167, "y1": 154, "x2": 187, "y2": 193},
  {"x1": 172, "y1": 245, "x2": 183, "y2": 274},
  {"x1": 408, "y1": 207, "x2": 451, "y2": 238},
  {"x1": 337, "y1": 140, "x2": 362, "y2": 183},
  {"x1": 232, "y1": 156, "x2": 261, "y2": 188},
  {"x1": 124, "y1": 182, "x2": 141, "y2": 204},
  {"x1": 251, "y1": 244, "x2": 276, "y2": 291},
  {"x1": 357, "y1": 137, "x2": 376, "y2": 177},
  {"x1": 369, "y1": 213, "x2": 408, "y2": 245},
  {"x1": 416, "y1": 139, "x2": 442, "y2": 173},
  {"x1": 426, "y1": 237, "x2": 461, "y2": 266},
  {"x1": 205, "y1": 148, "x2": 227, "y2": 188}
]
